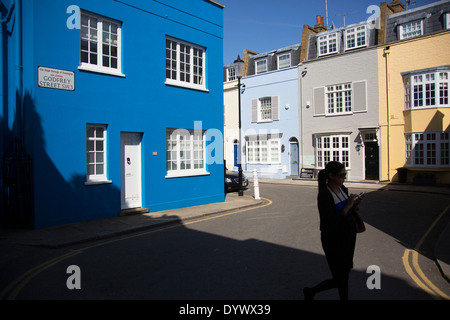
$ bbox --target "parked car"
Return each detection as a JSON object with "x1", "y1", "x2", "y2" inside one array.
[{"x1": 225, "y1": 170, "x2": 248, "y2": 193}]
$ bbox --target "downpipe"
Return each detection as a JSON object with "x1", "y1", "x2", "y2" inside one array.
[{"x1": 1, "y1": 1, "x2": 15, "y2": 133}]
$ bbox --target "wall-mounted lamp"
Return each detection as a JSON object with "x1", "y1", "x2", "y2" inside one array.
[
  {"x1": 281, "y1": 145, "x2": 285, "y2": 153},
  {"x1": 301, "y1": 68, "x2": 308, "y2": 78},
  {"x1": 355, "y1": 143, "x2": 364, "y2": 152},
  {"x1": 240, "y1": 83, "x2": 246, "y2": 94}
]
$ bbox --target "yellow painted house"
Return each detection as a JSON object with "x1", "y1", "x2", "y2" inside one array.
[{"x1": 378, "y1": 1, "x2": 450, "y2": 184}]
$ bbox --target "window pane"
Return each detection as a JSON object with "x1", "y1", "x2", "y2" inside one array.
[
  {"x1": 111, "y1": 24, "x2": 118, "y2": 34},
  {"x1": 87, "y1": 127, "x2": 95, "y2": 138},
  {"x1": 88, "y1": 164, "x2": 95, "y2": 175},
  {"x1": 440, "y1": 83, "x2": 448, "y2": 105},
  {"x1": 103, "y1": 55, "x2": 110, "y2": 68},
  {"x1": 90, "y1": 53, "x2": 97, "y2": 65},
  {"x1": 111, "y1": 46, "x2": 118, "y2": 58},
  {"x1": 81, "y1": 40, "x2": 88, "y2": 51},
  {"x1": 260, "y1": 97, "x2": 272, "y2": 120},
  {"x1": 111, "y1": 58, "x2": 118, "y2": 69},
  {"x1": 103, "y1": 21, "x2": 110, "y2": 32},
  {"x1": 81, "y1": 26, "x2": 89, "y2": 39},
  {"x1": 81, "y1": 14, "x2": 89, "y2": 27},
  {"x1": 278, "y1": 54, "x2": 290, "y2": 68},
  {"x1": 90, "y1": 17, "x2": 98, "y2": 28},
  {"x1": 96, "y1": 164, "x2": 104, "y2": 175},
  {"x1": 96, "y1": 152, "x2": 104, "y2": 163},
  {"x1": 96, "y1": 141, "x2": 104, "y2": 152},
  {"x1": 87, "y1": 152, "x2": 95, "y2": 163},
  {"x1": 426, "y1": 83, "x2": 435, "y2": 106},
  {"x1": 257, "y1": 60, "x2": 267, "y2": 73},
  {"x1": 90, "y1": 41, "x2": 97, "y2": 53},
  {"x1": 87, "y1": 140, "x2": 95, "y2": 151},
  {"x1": 414, "y1": 85, "x2": 423, "y2": 107},
  {"x1": 103, "y1": 44, "x2": 110, "y2": 56},
  {"x1": 347, "y1": 34, "x2": 355, "y2": 48},
  {"x1": 81, "y1": 51, "x2": 89, "y2": 63}
]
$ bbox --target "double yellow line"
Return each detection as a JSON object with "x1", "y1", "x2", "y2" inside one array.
[
  {"x1": 402, "y1": 204, "x2": 450, "y2": 300},
  {"x1": 0, "y1": 197, "x2": 272, "y2": 300},
  {"x1": 403, "y1": 249, "x2": 449, "y2": 300},
  {"x1": 0, "y1": 250, "x2": 83, "y2": 300}
]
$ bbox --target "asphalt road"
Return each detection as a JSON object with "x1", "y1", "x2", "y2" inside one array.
[{"x1": 1, "y1": 183, "x2": 449, "y2": 301}]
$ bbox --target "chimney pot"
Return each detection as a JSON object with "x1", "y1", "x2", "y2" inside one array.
[{"x1": 316, "y1": 15, "x2": 324, "y2": 25}]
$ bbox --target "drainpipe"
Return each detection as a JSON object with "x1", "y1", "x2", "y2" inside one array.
[
  {"x1": 298, "y1": 64, "x2": 307, "y2": 172},
  {"x1": 15, "y1": 0, "x2": 23, "y2": 141},
  {"x1": 384, "y1": 46, "x2": 391, "y2": 181},
  {"x1": 1, "y1": 1, "x2": 15, "y2": 126}
]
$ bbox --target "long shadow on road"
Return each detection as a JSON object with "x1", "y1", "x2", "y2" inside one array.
[
  {"x1": 1, "y1": 213, "x2": 432, "y2": 300},
  {"x1": 357, "y1": 188, "x2": 450, "y2": 261}
]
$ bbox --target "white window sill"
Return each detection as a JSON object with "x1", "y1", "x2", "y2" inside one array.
[
  {"x1": 325, "y1": 112, "x2": 353, "y2": 117},
  {"x1": 78, "y1": 65, "x2": 126, "y2": 78},
  {"x1": 165, "y1": 79, "x2": 209, "y2": 92},
  {"x1": 405, "y1": 106, "x2": 449, "y2": 111},
  {"x1": 344, "y1": 44, "x2": 368, "y2": 52},
  {"x1": 85, "y1": 180, "x2": 113, "y2": 186},
  {"x1": 165, "y1": 171, "x2": 210, "y2": 179},
  {"x1": 318, "y1": 51, "x2": 339, "y2": 57},
  {"x1": 247, "y1": 162, "x2": 282, "y2": 165}
]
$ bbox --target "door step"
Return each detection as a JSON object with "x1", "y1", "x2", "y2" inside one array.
[{"x1": 119, "y1": 207, "x2": 150, "y2": 217}]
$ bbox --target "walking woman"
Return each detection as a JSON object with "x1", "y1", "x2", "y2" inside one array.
[{"x1": 303, "y1": 161, "x2": 364, "y2": 300}]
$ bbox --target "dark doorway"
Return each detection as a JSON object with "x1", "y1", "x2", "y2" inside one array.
[{"x1": 365, "y1": 142, "x2": 379, "y2": 180}]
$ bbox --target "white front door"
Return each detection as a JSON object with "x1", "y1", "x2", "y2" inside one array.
[{"x1": 121, "y1": 133, "x2": 142, "y2": 210}]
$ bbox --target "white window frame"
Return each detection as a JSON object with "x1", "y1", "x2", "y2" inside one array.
[
  {"x1": 316, "y1": 135, "x2": 350, "y2": 169},
  {"x1": 326, "y1": 83, "x2": 352, "y2": 116},
  {"x1": 277, "y1": 53, "x2": 291, "y2": 69},
  {"x1": 344, "y1": 24, "x2": 367, "y2": 51},
  {"x1": 226, "y1": 67, "x2": 236, "y2": 82},
  {"x1": 404, "y1": 70, "x2": 449, "y2": 110},
  {"x1": 318, "y1": 32, "x2": 339, "y2": 56},
  {"x1": 399, "y1": 20, "x2": 423, "y2": 40},
  {"x1": 255, "y1": 59, "x2": 268, "y2": 74},
  {"x1": 79, "y1": 11, "x2": 124, "y2": 77},
  {"x1": 166, "y1": 128, "x2": 209, "y2": 178},
  {"x1": 86, "y1": 124, "x2": 111, "y2": 184},
  {"x1": 405, "y1": 132, "x2": 450, "y2": 168},
  {"x1": 258, "y1": 97, "x2": 273, "y2": 122},
  {"x1": 246, "y1": 138, "x2": 281, "y2": 164},
  {"x1": 165, "y1": 37, "x2": 207, "y2": 92}
]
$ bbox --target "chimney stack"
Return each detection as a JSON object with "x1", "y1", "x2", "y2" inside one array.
[{"x1": 388, "y1": 0, "x2": 405, "y2": 13}]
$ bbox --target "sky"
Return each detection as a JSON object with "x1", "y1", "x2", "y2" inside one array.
[{"x1": 222, "y1": 0, "x2": 440, "y2": 64}]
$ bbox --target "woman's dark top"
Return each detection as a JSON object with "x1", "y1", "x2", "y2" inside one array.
[{"x1": 317, "y1": 185, "x2": 357, "y2": 272}]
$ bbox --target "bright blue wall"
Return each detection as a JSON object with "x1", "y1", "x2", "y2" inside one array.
[{"x1": 8, "y1": 0, "x2": 224, "y2": 228}]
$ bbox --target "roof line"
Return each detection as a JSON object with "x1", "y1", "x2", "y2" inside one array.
[{"x1": 206, "y1": 0, "x2": 225, "y2": 9}]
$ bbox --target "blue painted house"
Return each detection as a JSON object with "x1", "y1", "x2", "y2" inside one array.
[
  {"x1": 240, "y1": 44, "x2": 301, "y2": 179},
  {"x1": 1, "y1": 0, "x2": 225, "y2": 229}
]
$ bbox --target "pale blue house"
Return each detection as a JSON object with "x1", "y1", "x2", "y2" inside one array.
[{"x1": 240, "y1": 44, "x2": 301, "y2": 179}]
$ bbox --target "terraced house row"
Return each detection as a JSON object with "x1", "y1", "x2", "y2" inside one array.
[{"x1": 224, "y1": 0, "x2": 450, "y2": 185}]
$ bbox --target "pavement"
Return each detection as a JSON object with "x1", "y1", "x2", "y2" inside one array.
[{"x1": 0, "y1": 178, "x2": 449, "y2": 282}]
